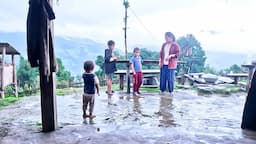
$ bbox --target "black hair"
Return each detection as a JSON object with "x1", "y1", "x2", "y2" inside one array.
[
  {"x1": 133, "y1": 47, "x2": 140, "y2": 52},
  {"x1": 83, "y1": 60, "x2": 94, "y2": 73},
  {"x1": 165, "y1": 32, "x2": 176, "y2": 42},
  {"x1": 107, "y1": 40, "x2": 115, "y2": 46}
]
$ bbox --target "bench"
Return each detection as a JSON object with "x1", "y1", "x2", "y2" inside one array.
[
  {"x1": 142, "y1": 76, "x2": 159, "y2": 88},
  {"x1": 226, "y1": 73, "x2": 248, "y2": 84},
  {"x1": 115, "y1": 69, "x2": 160, "y2": 90}
]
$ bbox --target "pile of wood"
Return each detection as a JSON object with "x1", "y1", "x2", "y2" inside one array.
[{"x1": 184, "y1": 73, "x2": 234, "y2": 85}]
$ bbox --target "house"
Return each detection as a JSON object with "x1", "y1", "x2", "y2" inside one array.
[{"x1": 0, "y1": 42, "x2": 20, "y2": 98}]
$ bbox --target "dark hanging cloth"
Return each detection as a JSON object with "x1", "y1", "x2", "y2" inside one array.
[
  {"x1": 27, "y1": 0, "x2": 56, "y2": 75},
  {"x1": 241, "y1": 71, "x2": 256, "y2": 131}
]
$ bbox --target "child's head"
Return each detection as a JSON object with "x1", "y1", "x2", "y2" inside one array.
[
  {"x1": 83, "y1": 60, "x2": 94, "y2": 73},
  {"x1": 133, "y1": 47, "x2": 140, "y2": 57},
  {"x1": 165, "y1": 32, "x2": 175, "y2": 43},
  {"x1": 107, "y1": 40, "x2": 115, "y2": 50}
]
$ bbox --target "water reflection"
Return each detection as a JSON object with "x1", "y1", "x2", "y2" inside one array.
[
  {"x1": 158, "y1": 96, "x2": 176, "y2": 127},
  {"x1": 133, "y1": 96, "x2": 141, "y2": 114},
  {"x1": 242, "y1": 129, "x2": 256, "y2": 140},
  {"x1": 83, "y1": 118, "x2": 95, "y2": 125}
]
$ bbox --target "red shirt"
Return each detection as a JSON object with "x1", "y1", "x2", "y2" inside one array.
[{"x1": 159, "y1": 42, "x2": 180, "y2": 69}]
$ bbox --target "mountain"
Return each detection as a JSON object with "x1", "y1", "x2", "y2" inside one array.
[
  {"x1": 0, "y1": 31, "x2": 105, "y2": 75},
  {"x1": 205, "y1": 50, "x2": 251, "y2": 70}
]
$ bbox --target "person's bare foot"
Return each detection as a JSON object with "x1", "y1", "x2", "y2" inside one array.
[
  {"x1": 106, "y1": 91, "x2": 114, "y2": 96},
  {"x1": 83, "y1": 114, "x2": 90, "y2": 119},
  {"x1": 89, "y1": 115, "x2": 96, "y2": 119}
]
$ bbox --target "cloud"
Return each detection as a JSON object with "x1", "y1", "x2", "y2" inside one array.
[{"x1": 1, "y1": 0, "x2": 256, "y2": 54}]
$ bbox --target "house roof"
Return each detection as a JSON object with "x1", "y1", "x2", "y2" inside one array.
[{"x1": 0, "y1": 42, "x2": 20, "y2": 55}]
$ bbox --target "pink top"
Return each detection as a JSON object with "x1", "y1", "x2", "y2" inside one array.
[{"x1": 159, "y1": 42, "x2": 180, "y2": 69}]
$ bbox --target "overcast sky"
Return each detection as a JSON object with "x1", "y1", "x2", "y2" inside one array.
[{"x1": 0, "y1": 0, "x2": 256, "y2": 55}]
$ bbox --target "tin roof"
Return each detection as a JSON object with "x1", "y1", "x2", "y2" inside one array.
[{"x1": 0, "y1": 43, "x2": 20, "y2": 55}]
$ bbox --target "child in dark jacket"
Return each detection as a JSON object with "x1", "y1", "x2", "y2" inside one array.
[{"x1": 104, "y1": 40, "x2": 118, "y2": 95}]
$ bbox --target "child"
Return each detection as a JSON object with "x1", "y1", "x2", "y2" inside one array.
[
  {"x1": 104, "y1": 40, "x2": 118, "y2": 95},
  {"x1": 130, "y1": 47, "x2": 143, "y2": 96},
  {"x1": 82, "y1": 60, "x2": 100, "y2": 119}
]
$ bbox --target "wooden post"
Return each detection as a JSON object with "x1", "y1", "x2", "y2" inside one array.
[
  {"x1": 40, "y1": 0, "x2": 57, "y2": 132},
  {"x1": 40, "y1": 70, "x2": 57, "y2": 132},
  {"x1": 120, "y1": 74, "x2": 124, "y2": 90},
  {"x1": 0, "y1": 46, "x2": 6, "y2": 98},
  {"x1": 12, "y1": 55, "x2": 18, "y2": 97},
  {"x1": 123, "y1": 0, "x2": 130, "y2": 93},
  {"x1": 241, "y1": 67, "x2": 256, "y2": 130}
]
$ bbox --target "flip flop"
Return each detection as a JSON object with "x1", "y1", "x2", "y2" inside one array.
[
  {"x1": 105, "y1": 90, "x2": 114, "y2": 94},
  {"x1": 89, "y1": 115, "x2": 96, "y2": 119}
]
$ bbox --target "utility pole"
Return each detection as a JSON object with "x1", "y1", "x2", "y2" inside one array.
[{"x1": 123, "y1": 0, "x2": 130, "y2": 93}]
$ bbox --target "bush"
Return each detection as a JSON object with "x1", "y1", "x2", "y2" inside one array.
[
  {"x1": 4, "y1": 85, "x2": 16, "y2": 97},
  {"x1": 56, "y1": 80, "x2": 69, "y2": 89}
]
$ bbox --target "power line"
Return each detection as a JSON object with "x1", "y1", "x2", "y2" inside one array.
[
  {"x1": 129, "y1": 7, "x2": 159, "y2": 41},
  {"x1": 118, "y1": 0, "x2": 160, "y2": 43}
]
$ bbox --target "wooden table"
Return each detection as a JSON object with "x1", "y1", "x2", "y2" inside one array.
[
  {"x1": 226, "y1": 73, "x2": 248, "y2": 84},
  {"x1": 242, "y1": 63, "x2": 256, "y2": 90},
  {"x1": 115, "y1": 69, "x2": 160, "y2": 90},
  {"x1": 117, "y1": 59, "x2": 186, "y2": 64}
]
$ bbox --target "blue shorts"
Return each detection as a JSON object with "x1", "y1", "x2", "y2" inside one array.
[{"x1": 106, "y1": 73, "x2": 114, "y2": 80}]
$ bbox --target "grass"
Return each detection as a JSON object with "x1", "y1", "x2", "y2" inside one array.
[
  {"x1": 56, "y1": 87, "x2": 83, "y2": 96},
  {"x1": 198, "y1": 84, "x2": 245, "y2": 95},
  {"x1": 0, "y1": 96, "x2": 19, "y2": 108}
]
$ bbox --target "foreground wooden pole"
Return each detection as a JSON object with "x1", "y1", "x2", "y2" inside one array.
[
  {"x1": 241, "y1": 70, "x2": 256, "y2": 131},
  {"x1": 40, "y1": 70, "x2": 57, "y2": 132},
  {"x1": 40, "y1": 0, "x2": 57, "y2": 132}
]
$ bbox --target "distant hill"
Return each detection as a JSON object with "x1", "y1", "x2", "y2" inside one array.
[
  {"x1": 205, "y1": 50, "x2": 250, "y2": 70},
  {"x1": 0, "y1": 31, "x2": 252, "y2": 75},
  {"x1": 0, "y1": 31, "x2": 105, "y2": 75}
]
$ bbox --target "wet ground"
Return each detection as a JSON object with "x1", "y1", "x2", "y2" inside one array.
[{"x1": 1, "y1": 89, "x2": 256, "y2": 144}]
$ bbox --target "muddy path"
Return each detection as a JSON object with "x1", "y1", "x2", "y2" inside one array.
[{"x1": 1, "y1": 90, "x2": 256, "y2": 144}]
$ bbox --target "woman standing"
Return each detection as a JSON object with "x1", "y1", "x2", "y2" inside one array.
[{"x1": 159, "y1": 32, "x2": 180, "y2": 94}]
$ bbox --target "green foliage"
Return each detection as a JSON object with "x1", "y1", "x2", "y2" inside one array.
[
  {"x1": 228, "y1": 64, "x2": 243, "y2": 73},
  {"x1": 139, "y1": 48, "x2": 159, "y2": 69},
  {"x1": 56, "y1": 89, "x2": 64, "y2": 96},
  {"x1": 116, "y1": 50, "x2": 128, "y2": 70},
  {"x1": 203, "y1": 64, "x2": 218, "y2": 74},
  {"x1": 177, "y1": 34, "x2": 206, "y2": 74},
  {"x1": 17, "y1": 56, "x2": 39, "y2": 91},
  {"x1": 219, "y1": 64, "x2": 243, "y2": 75},
  {"x1": 0, "y1": 96, "x2": 18, "y2": 108},
  {"x1": 95, "y1": 55, "x2": 104, "y2": 77},
  {"x1": 4, "y1": 85, "x2": 16, "y2": 97},
  {"x1": 56, "y1": 58, "x2": 74, "y2": 88}
]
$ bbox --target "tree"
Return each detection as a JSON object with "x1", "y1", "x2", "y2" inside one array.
[
  {"x1": 95, "y1": 55, "x2": 104, "y2": 77},
  {"x1": 139, "y1": 48, "x2": 158, "y2": 69},
  {"x1": 17, "y1": 56, "x2": 39, "y2": 90},
  {"x1": 56, "y1": 58, "x2": 73, "y2": 87},
  {"x1": 219, "y1": 64, "x2": 243, "y2": 75},
  {"x1": 204, "y1": 64, "x2": 218, "y2": 74},
  {"x1": 177, "y1": 34, "x2": 206, "y2": 74}
]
